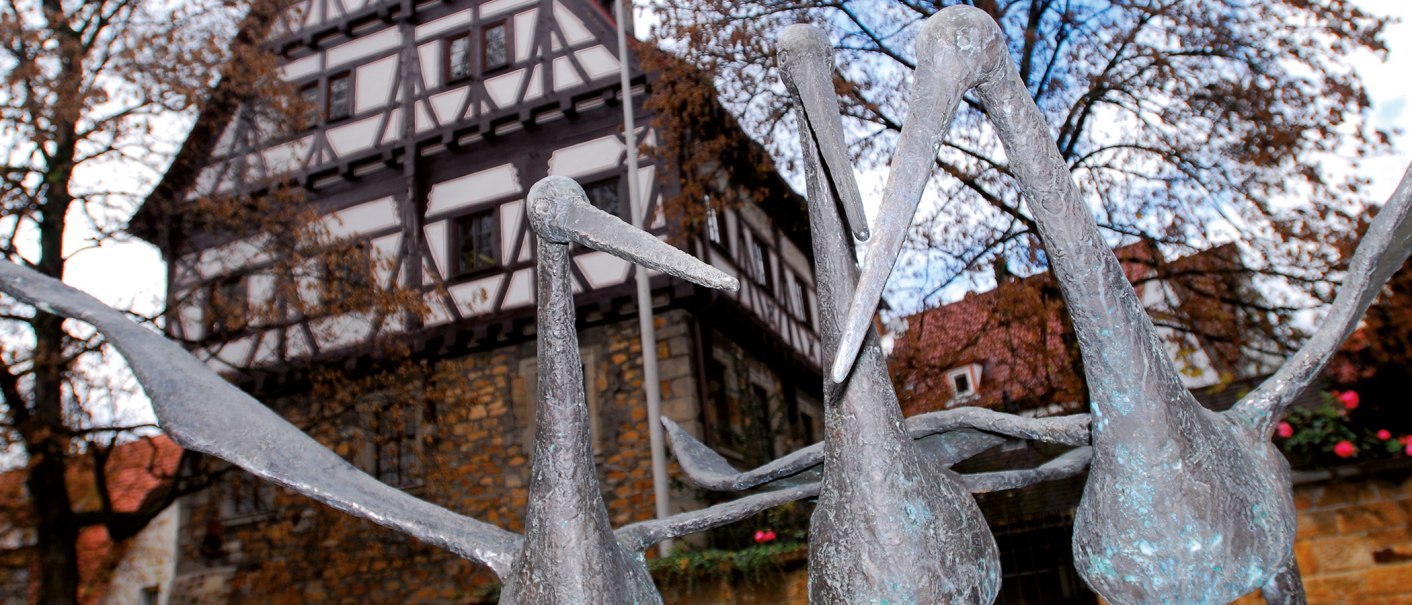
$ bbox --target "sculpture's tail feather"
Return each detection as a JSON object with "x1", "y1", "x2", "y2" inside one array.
[
  {"x1": 0, "y1": 260, "x2": 522, "y2": 577},
  {"x1": 1235, "y1": 163, "x2": 1412, "y2": 437}
]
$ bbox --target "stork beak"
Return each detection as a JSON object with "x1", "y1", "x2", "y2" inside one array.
[
  {"x1": 778, "y1": 25, "x2": 869, "y2": 242},
  {"x1": 828, "y1": 17, "x2": 971, "y2": 383},
  {"x1": 528, "y1": 176, "x2": 739, "y2": 292}
]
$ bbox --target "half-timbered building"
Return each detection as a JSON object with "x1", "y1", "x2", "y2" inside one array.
[{"x1": 133, "y1": 1, "x2": 822, "y2": 601}]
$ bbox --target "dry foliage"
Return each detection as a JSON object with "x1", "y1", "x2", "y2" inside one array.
[
  {"x1": 650, "y1": 0, "x2": 1394, "y2": 407},
  {"x1": 0, "y1": 2, "x2": 424, "y2": 603}
]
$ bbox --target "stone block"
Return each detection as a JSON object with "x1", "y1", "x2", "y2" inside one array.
[
  {"x1": 1294, "y1": 540, "x2": 1317, "y2": 576},
  {"x1": 1339, "y1": 502, "x2": 1408, "y2": 536},
  {"x1": 1304, "y1": 572, "x2": 1366, "y2": 603},
  {"x1": 1300, "y1": 510, "x2": 1338, "y2": 536},
  {"x1": 1364, "y1": 561, "x2": 1412, "y2": 596},
  {"x1": 1318, "y1": 481, "x2": 1381, "y2": 507},
  {"x1": 1310, "y1": 535, "x2": 1374, "y2": 573}
]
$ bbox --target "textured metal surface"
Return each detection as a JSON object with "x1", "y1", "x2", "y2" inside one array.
[
  {"x1": 826, "y1": 5, "x2": 1412, "y2": 603},
  {"x1": 663, "y1": 408, "x2": 1088, "y2": 492},
  {"x1": 781, "y1": 24, "x2": 1001, "y2": 603},
  {"x1": 0, "y1": 260, "x2": 524, "y2": 576}
]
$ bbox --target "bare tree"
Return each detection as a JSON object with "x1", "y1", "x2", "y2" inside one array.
[
  {"x1": 0, "y1": 2, "x2": 339, "y2": 602},
  {"x1": 650, "y1": 0, "x2": 1393, "y2": 373}
]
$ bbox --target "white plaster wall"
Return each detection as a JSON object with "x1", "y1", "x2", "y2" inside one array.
[{"x1": 98, "y1": 504, "x2": 179, "y2": 605}]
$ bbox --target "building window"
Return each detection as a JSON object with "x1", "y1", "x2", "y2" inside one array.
[
  {"x1": 321, "y1": 241, "x2": 373, "y2": 304},
  {"x1": 948, "y1": 363, "x2": 982, "y2": 402},
  {"x1": 445, "y1": 34, "x2": 472, "y2": 82},
  {"x1": 327, "y1": 72, "x2": 352, "y2": 121},
  {"x1": 373, "y1": 402, "x2": 421, "y2": 487},
  {"x1": 584, "y1": 176, "x2": 621, "y2": 217},
  {"x1": 750, "y1": 237, "x2": 772, "y2": 293},
  {"x1": 204, "y1": 276, "x2": 247, "y2": 337},
  {"x1": 482, "y1": 21, "x2": 509, "y2": 72},
  {"x1": 227, "y1": 471, "x2": 272, "y2": 519},
  {"x1": 454, "y1": 210, "x2": 498, "y2": 276},
  {"x1": 705, "y1": 202, "x2": 721, "y2": 244},
  {"x1": 787, "y1": 272, "x2": 810, "y2": 325},
  {"x1": 299, "y1": 83, "x2": 320, "y2": 128},
  {"x1": 705, "y1": 356, "x2": 742, "y2": 451}
]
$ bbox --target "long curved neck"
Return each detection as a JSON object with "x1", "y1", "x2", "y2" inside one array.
[
  {"x1": 520, "y1": 239, "x2": 619, "y2": 572},
  {"x1": 803, "y1": 138, "x2": 912, "y2": 472},
  {"x1": 973, "y1": 64, "x2": 1194, "y2": 446}
]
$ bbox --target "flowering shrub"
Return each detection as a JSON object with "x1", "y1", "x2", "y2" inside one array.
[{"x1": 1276, "y1": 390, "x2": 1410, "y2": 467}]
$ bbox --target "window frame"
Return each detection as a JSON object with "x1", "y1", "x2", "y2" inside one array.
[
  {"x1": 749, "y1": 235, "x2": 773, "y2": 294},
  {"x1": 319, "y1": 239, "x2": 375, "y2": 306},
  {"x1": 704, "y1": 201, "x2": 722, "y2": 245},
  {"x1": 203, "y1": 275, "x2": 248, "y2": 339},
  {"x1": 582, "y1": 174, "x2": 623, "y2": 218},
  {"x1": 326, "y1": 70, "x2": 353, "y2": 122},
  {"x1": 371, "y1": 397, "x2": 423, "y2": 488},
  {"x1": 480, "y1": 20, "x2": 511, "y2": 73},
  {"x1": 444, "y1": 32, "x2": 473, "y2": 83},
  {"x1": 224, "y1": 470, "x2": 274, "y2": 523},
  {"x1": 947, "y1": 363, "x2": 982, "y2": 402},
  {"x1": 450, "y1": 207, "x2": 500, "y2": 278}
]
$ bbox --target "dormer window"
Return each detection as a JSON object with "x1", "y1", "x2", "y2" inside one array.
[{"x1": 947, "y1": 363, "x2": 982, "y2": 402}]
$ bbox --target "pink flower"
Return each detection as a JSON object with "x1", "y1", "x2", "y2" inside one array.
[
  {"x1": 1333, "y1": 440, "x2": 1356, "y2": 459},
  {"x1": 1276, "y1": 422, "x2": 1294, "y2": 439},
  {"x1": 754, "y1": 529, "x2": 776, "y2": 544},
  {"x1": 1406, "y1": 441, "x2": 1412, "y2": 457},
  {"x1": 1337, "y1": 390, "x2": 1360, "y2": 411},
  {"x1": 1377, "y1": 429, "x2": 1392, "y2": 440}
]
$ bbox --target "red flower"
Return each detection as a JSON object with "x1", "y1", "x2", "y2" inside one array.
[
  {"x1": 1276, "y1": 422, "x2": 1294, "y2": 439},
  {"x1": 1333, "y1": 440, "x2": 1356, "y2": 459},
  {"x1": 754, "y1": 529, "x2": 776, "y2": 544},
  {"x1": 1336, "y1": 390, "x2": 1360, "y2": 411},
  {"x1": 1377, "y1": 429, "x2": 1392, "y2": 440},
  {"x1": 1406, "y1": 441, "x2": 1412, "y2": 457}
]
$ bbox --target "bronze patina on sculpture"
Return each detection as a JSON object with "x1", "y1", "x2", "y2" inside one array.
[
  {"x1": 1, "y1": 7, "x2": 1410, "y2": 604},
  {"x1": 822, "y1": 6, "x2": 1412, "y2": 604}
]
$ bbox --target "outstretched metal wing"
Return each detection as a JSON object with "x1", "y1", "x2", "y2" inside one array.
[{"x1": 0, "y1": 261, "x2": 521, "y2": 577}]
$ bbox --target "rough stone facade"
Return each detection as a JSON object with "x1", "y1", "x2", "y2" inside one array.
[
  {"x1": 168, "y1": 306, "x2": 822, "y2": 603},
  {"x1": 649, "y1": 460, "x2": 1412, "y2": 605}
]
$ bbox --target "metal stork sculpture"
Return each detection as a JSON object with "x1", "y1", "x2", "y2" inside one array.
[
  {"x1": 824, "y1": 6, "x2": 1412, "y2": 604},
  {"x1": 0, "y1": 177, "x2": 821, "y2": 604},
  {"x1": 662, "y1": 24, "x2": 1094, "y2": 604}
]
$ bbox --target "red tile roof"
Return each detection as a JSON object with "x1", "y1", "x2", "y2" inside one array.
[
  {"x1": 0, "y1": 435, "x2": 182, "y2": 604},
  {"x1": 887, "y1": 242, "x2": 1247, "y2": 417}
]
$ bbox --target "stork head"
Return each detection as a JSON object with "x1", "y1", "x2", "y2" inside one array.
[
  {"x1": 527, "y1": 176, "x2": 739, "y2": 292},
  {"x1": 777, "y1": 24, "x2": 870, "y2": 242},
  {"x1": 828, "y1": 6, "x2": 1009, "y2": 383}
]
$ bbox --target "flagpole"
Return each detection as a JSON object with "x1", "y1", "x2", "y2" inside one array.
[{"x1": 615, "y1": 0, "x2": 673, "y2": 556}]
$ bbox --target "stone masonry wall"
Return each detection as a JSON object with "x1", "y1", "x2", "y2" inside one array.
[
  {"x1": 170, "y1": 308, "x2": 709, "y2": 604},
  {"x1": 1234, "y1": 460, "x2": 1412, "y2": 604},
  {"x1": 663, "y1": 460, "x2": 1412, "y2": 605}
]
